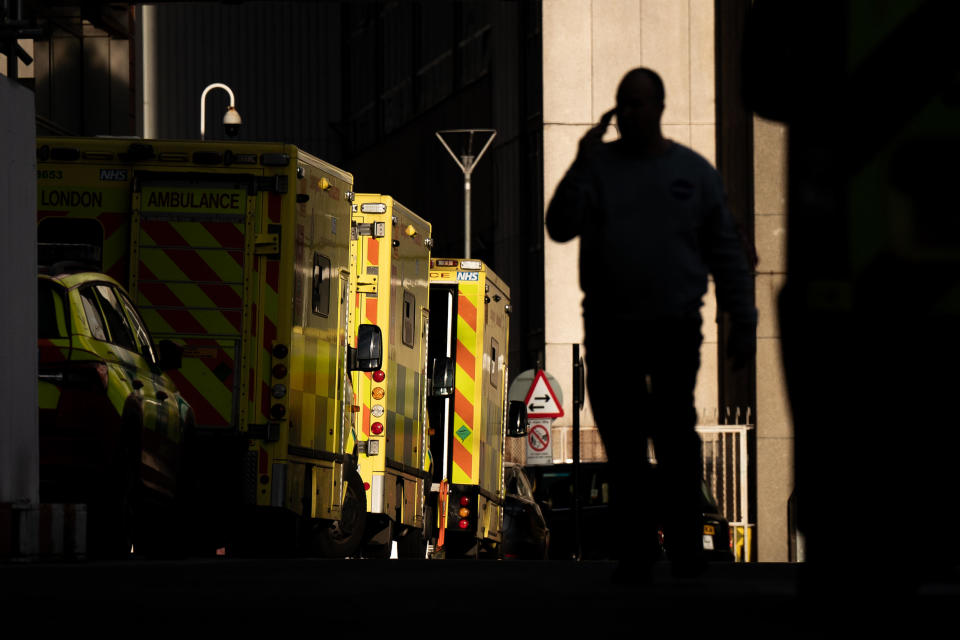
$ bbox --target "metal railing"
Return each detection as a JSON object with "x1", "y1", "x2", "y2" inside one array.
[{"x1": 696, "y1": 423, "x2": 754, "y2": 562}]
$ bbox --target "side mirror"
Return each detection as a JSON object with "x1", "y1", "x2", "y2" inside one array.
[
  {"x1": 158, "y1": 339, "x2": 183, "y2": 371},
  {"x1": 429, "y1": 356, "x2": 455, "y2": 397},
  {"x1": 349, "y1": 324, "x2": 383, "y2": 372},
  {"x1": 507, "y1": 400, "x2": 528, "y2": 437}
]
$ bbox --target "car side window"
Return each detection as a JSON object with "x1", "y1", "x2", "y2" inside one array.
[
  {"x1": 506, "y1": 469, "x2": 520, "y2": 495},
  {"x1": 38, "y1": 280, "x2": 69, "y2": 339},
  {"x1": 79, "y1": 286, "x2": 108, "y2": 341},
  {"x1": 118, "y1": 289, "x2": 158, "y2": 365},
  {"x1": 94, "y1": 285, "x2": 137, "y2": 351}
]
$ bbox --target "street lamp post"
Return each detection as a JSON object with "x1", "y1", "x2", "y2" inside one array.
[
  {"x1": 200, "y1": 82, "x2": 242, "y2": 140},
  {"x1": 436, "y1": 129, "x2": 497, "y2": 259}
]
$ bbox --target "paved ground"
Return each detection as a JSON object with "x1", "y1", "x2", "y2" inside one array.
[{"x1": 3, "y1": 558, "x2": 957, "y2": 632}]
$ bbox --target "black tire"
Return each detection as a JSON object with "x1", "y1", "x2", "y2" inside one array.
[
  {"x1": 397, "y1": 499, "x2": 433, "y2": 559},
  {"x1": 362, "y1": 518, "x2": 394, "y2": 559},
  {"x1": 397, "y1": 525, "x2": 427, "y2": 559},
  {"x1": 313, "y1": 469, "x2": 367, "y2": 557},
  {"x1": 89, "y1": 438, "x2": 139, "y2": 559},
  {"x1": 445, "y1": 531, "x2": 479, "y2": 559},
  {"x1": 478, "y1": 538, "x2": 502, "y2": 560}
]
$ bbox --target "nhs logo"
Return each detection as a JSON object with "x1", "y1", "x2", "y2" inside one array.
[
  {"x1": 456, "y1": 271, "x2": 479, "y2": 281},
  {"x1": 99, "y1": 169, "x2": 128, "y2": 181}
]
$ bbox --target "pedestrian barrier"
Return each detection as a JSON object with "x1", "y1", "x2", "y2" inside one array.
[{"x1": 696, "y1": 418, "x2": 754, "y2": 562}]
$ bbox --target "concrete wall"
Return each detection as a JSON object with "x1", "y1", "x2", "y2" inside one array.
[
  {"x1": 542, "y1": 0, "x2": 719, "y2": 444},
  {"x1": 753, "y1": 116, "x2": 792, "y2": 561},
  {"x1": 0, "y1": 76, "x2": 38, "y2": 506}
]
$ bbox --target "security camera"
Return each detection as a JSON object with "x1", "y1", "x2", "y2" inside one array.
[{"x1": 223, "y1": 106, "x2": 242, "y2": 138}]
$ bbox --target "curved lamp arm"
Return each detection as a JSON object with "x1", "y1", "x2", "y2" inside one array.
[{"x1": 200, "y1": 82, "x2": 236, "y2": 140}]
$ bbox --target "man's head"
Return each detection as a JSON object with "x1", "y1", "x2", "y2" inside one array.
[{"x1": 615, "y1": 68, "x2": 665, "y2": 149}]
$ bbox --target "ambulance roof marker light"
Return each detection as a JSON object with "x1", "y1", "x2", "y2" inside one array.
[{"x1": 200, "y1": 82, "x2": 241, "y2": 140}]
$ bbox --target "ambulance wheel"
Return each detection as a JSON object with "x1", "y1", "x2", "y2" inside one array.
[
  {"x1": 314, "y1": 470, "x2": 366, "y2": 557},
  {"x1": 362, "y1": 518, "x2": 394, "y2": 559}
]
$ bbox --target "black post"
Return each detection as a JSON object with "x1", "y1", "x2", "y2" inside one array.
[{"x1": 572, "y1": 345, "x2": 585, "y2": 561}]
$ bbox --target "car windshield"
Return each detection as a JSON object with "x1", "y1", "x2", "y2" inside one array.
[
  {"x1": 701, "y1": 482, "x2": 722, "y2": 511},
  {"x1": 38, "y1": 280, "x2": 69, "y2": 338}
]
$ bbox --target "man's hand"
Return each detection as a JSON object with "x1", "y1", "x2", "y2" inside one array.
[{"x1": 578, "y1": 108, "x2": 616, "y2": 157}]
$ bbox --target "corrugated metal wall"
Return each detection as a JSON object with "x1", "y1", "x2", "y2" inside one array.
[
  {"x1": 32, "y1": 8, "x2": 133, "y2": 136},
  {"x1": 145, "y1": 2, "x2": 343, "y2": 160}
]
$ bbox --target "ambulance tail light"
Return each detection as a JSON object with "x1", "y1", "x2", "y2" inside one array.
[
  {"x1": 373, "y1": 370, "x2": 385, "y2": 383},
  {"x1": 371, "y1": 422, "x2": 384, "y2": 435},
  {"x1": 459, "y1": 496, "x2": 470, "y2": 507},
  {"x1": 458, "y1": 519, "x2": 470, "y2": 530}
]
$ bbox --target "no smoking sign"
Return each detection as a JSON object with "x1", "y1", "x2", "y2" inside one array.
[
  {"x1": 528, "y1": 424, "x2": 550, "y2": 452},
  {"x1": 525, "y1": 419, "x2": 553, "y2": 465}
]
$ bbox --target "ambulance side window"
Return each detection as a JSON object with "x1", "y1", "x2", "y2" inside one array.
[
  {"x1": 490, "y1": 338, "x2": 499, "y2": 388},
  {"x1": 312, "y1": 253, "x2": 331, "y2": 317},
  {"x1": 402, "y1": 290, "x2": 415, "y2": 347}
]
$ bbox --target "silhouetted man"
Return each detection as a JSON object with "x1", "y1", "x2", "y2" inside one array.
[{"x1": 546, "y1": 68, "x2": 756, "y2": 580}]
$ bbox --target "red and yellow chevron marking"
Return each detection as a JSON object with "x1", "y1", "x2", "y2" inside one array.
[
  {"x1": 38, "y1": 210, "x2": 130, "y2": 283},
  {"x1": 166, "y1": 338, "x2": 236, "y2": 427},
  {"x1": 452, "y1": 287, "x2": 481, "y2": 483},
  {"x1": 132, "y1": 208, "x2": 250, "y2": 431}
]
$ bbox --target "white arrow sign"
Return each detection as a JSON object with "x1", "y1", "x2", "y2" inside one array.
[{"x1": 523, "y1": 370, "x2": 564, "y2": 419}]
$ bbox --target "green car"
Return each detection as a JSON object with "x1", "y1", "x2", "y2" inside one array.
[{"x1": 38, "y1": 266, "x2": 193, "y2": 557}]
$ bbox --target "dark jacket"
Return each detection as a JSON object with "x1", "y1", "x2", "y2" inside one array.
[{"x1": 546, "y1": 140, "x2": 755, "y2": 326}]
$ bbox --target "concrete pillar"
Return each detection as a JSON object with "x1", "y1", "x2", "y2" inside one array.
[{"x1": 753, "y1": 116, "x2": 793, "y2": 561}]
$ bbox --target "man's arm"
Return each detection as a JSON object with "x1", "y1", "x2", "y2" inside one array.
[
  {"x1": 702, "y1": 170, "x2": 756, "y2": 325},
  {"x1": 545, "y1": 110, "x2": 613, "y2": 243},
  {"x1": 701, "y1": 170, "x2": 757, "y2": 369},
  {"x1": 545, "y1": 158, "x2": 597, "y2": 242}
]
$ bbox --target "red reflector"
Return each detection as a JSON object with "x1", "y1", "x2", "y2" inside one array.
[
  {"x1": 272, "y1": 363, "x2": 287, "y2": 379},
  {"x1": 259, "y1": 447, "x2": 268, "y2": 474},
  {"x1": 459, "y1": 496, "x2": 470, "y2": 507},
  {"x1": 364, "y1": 482, "x2": 370, "y2": 491},
  {"x1": 458, "y1": 519, "x2": 470, "y2": 529},
  {"x1": 371, "y1": 422, "x2": 384, "y2": 435},
  {"x1": 373, "y1": 370, "x2": 385, "y2": 383}
]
